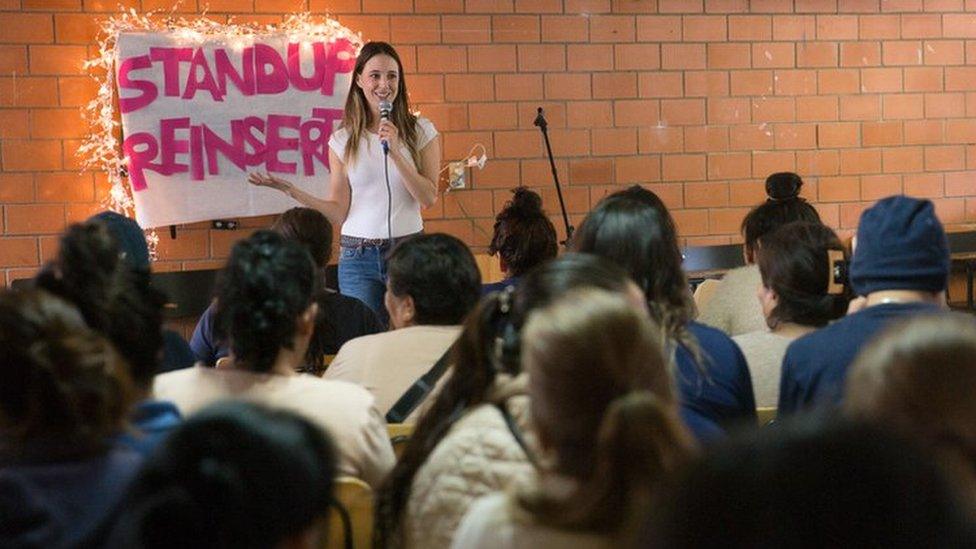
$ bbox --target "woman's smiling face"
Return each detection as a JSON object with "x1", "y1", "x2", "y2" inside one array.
[{"x1": 356, "y1": 53, "x2": 399, "y2": 113}]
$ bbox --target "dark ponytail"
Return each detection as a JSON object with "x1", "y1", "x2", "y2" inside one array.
[
  {"x1": 489, "y1": 187, "x2": 558, "y2": 277},
  {"x1": 741, "y1": 172, "x2": 822, "y2": 263}
]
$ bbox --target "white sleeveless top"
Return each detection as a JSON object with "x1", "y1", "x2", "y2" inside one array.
[{"x1": 328, "y1": 117, "x2": 438, "y2": 239}]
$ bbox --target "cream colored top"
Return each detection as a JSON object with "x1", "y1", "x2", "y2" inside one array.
[
  {"x1": 732, "y1": 330, "x2": 795, "y2": 408},
  {"x1": 324, "y1": 325, "x2": 462, "y2": 422},
  {"x1": 152, "y1": 366, "x2": 395, "y2": 488},
  {"x1": 696, "y1": 265, "x2": 766, "y2": 336},
  {"x1": 451, "y1": 493, "x2": 611, "y2": 549}
]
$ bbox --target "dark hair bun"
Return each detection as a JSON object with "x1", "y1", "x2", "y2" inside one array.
[
  {"x1": 765, "y1": 172, "x2": 803, "y2": 201},
  {"x1": 508, "y1": 187, "x2": 544, "y2": 217}
]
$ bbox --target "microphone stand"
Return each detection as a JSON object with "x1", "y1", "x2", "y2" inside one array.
[{"x1": 533, "y1": 107, "x2": 573, "y2": 246}]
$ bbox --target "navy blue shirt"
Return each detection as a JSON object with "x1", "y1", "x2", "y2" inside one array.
[
  {"x1": 676, "y1": 322, "x2": 757, "y2": 442},
  {"x1": 778, "y1": 302, "x2": 941, "y2": 415},
  {"x1": 115, "y1": 400, "x2": 182, "y2": 457},
  {"x1": 481, "y1": 277, "x2": 519, "y2": 296}
]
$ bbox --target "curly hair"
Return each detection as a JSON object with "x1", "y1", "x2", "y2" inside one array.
[{"x1": 489, "y1": 187, "x2": 558, "y2": 277}]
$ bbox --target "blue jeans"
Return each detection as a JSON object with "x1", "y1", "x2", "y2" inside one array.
[{"x1": 338, "y1": 244, "x2": 389, "y2": 325}]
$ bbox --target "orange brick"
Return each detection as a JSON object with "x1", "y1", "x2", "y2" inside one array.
[
  {"x1": 567, "y1": 100, "x2": 613, "y2": 127},
  {"x1": 495, "y1": 73, "x2": 542, "y2": 100},
  {"x1": 0, "y1": 46, "x2": 27, "y2": 74},
  {"x1": 859, "y1": 15, "x2": 901, "y2": 39},
  {"x1": 840, "y1": 95, "x2": 882, "y2": 120},
  {"x1": 840, "y1": 148, "x2": 882, "y2": 175},
  {"x1": 518, "y1": 44, "x2": 566, "y2": 71},
  {"x1": 6, "y1": 204, "x2": 64, "y2": 235},
  {"x1": 904, "y1": 119, "x2": 945, "y2": 145},
  {"x1": 544, "y1": 73, "x2": 590, "y2": 100},
  {"x1": 943, "y1": 13, "x2": 976, "y2": 38},
  {"x1": 35, "y1": 172, "x2": 93, "y2": 203},
  {"x1": 591, "y1": 128, "x2": 638, "y2": 155},
  {"x1": 840, "y1": 41, "x2": 881, "y2": 67},
  {"x1": 410, "y1": 74, "x2": 445, "y2": 102},
  {"x1": 752, "y1": 42, "x2": 794, "y2": 69},
  {"x1": 469, "y1": 102, "x2": 517, "y2": 130},
  {"x1": 883, "y1": 41, "x2": 923, "y2": 66},
  {"x1": 635, "y1": 15, "x2": 681, "y2": 41},
  {"x1": 442, "y1": 15, "x2": 491, "y2": 43},
  {"x1": 708, "y1": 43, "x2": 751, "y2": 69},
  {"x1": 863, "y1": 121, "x2": 904, "y2": 146},
  {"x1": 661, "y1": 98, "x2": 706, "y2": 125},
  {"x1": 796, "y1": 150, "x2": 840, "y2": 175},
  {"x1": 615, "y1": 43, "x2": 661, "y2": 70},
  {"x1": 472, "y1": 159, "x2": 520, "y2": 188},
  {"x1": 924, "y1": 145, "x2": 966, "y2": 170},
  {"x1": 683, "y1": 15, "x2": 727, "y2": 41},
  {"x1": 774, "y1": 70, "x2": 817, "y2": 95},
  {"x1": 672, "y1": 208, "x2": 709, "y2": 236},
  {"x1": 640, "y1": 126, "x2": 684, "y2": 153},
  {"x1": 709, "y1": 207, "x2": 751, "y2": 234},
  {"x1": 797, "y1": 0, "x2": 837, "y2": 12},
  {"x1": 817, "y1": 15, "x2": 858, "y2": 40},
  {"x1": 797, "y1": 42, "x2": 838, "y2": 67},
  {"x1": 923, "y1": 40, "x2": 964, "y2": 65},
  {"x1": 946, "y1": 170, "x2": 976, "y2": 196},
  {"x1": 729, "y1": 180, "x2": 766, "y2": 206},
  {"x1": 541, "y1": 15, "x2": 589, "y2": 42},
  {"x1": 946, "y1": 67, "x2": 976, "y2": 91},
  {"x1": 905, "y1": 66, "x2": 943, "y2": 91},
  {"x1": 685, "y1": 181, "x2": 730, "y2": 207},
  {"x1": 818, "y1": 68, "x2": 860, "y2": 93},
  {"x1": 659, "y1": 0, "x2": 706, "y2": 13},
  {"x1": 492, "y1": 15, "x2": 540, "y2": 42},
  {"x1": 934, "y1": 198, "x2": 966, "y2": 225},
  {"x1": 883, "y1": 94, "x2": 925, "y2": 119},
  {"x1": 30, "y1": 108, "x2": 88, "y2": 138},
  {"x1": 772, "y1": 15, "x2": 817, "y2": 40},
  {"x1": 662, "y1": 44, "x2": 706, "y2": 70},
  {"x1": 444, "y1": 131, "x2": 495, "y2": 160},
  {"x1": 819, "y1": 176, "x2": 861, "y2": 201},
  {"x1": 882, "y1": 146, "x2": 924, "y2": 172},
  {"x1": 684, "y1": 71, "x2": 730, "y2": 96},
  {"x1": 684, "y1": 126, "x2": 730, "y2": 151},
  {"x1": 446, "y1": 74, "x2": 493, "y2": 102},
  {"x1": 0, "y1": 238, "x2": 38, "y2": 267},
  {"x1": 468, "y1": 45, "x2": 517, "y2": 72},
  {"x1": 775, "y1": 124, "x2": 817, "y2": 149},
  {"x1": 707, "y1": 152, "x2": 751, "y2": 179},
  {"x1": 662, "y1": 154, "x2": 706, "y2": 181},
  {"x1": 705, "y1": 0, "x2": 749, "y2": 13},
  {"x1": 390, "y1": 16, "x2": 441, "y2": 44},
  {"x1": 861, "y1": 174, "x2": 903, "y2": 200},
  {"x1": 0, "y1": 173, "x2": 34, "y2": 203},
  {"x1": 639, "y1": 72, "x2": 684, "y2": 98},
  {"x1": 861, "y1": 67, "x2": 903, "y2": 92},
  {"x1": 880, "y1": 0, "x2": 922, "y2": 11},
  {"x1": 334, "y1": 15, "x2": 390, "y2": 41},
  {"x1": 593, "y1": 72, "x2": 637, "y2": 98},
  {"x1": 839, "y1": 201, "x2": 870, "y2": 229},
  {"x1": 0, "y1": 14, "x2": 53, "y2": 43},
  {"x1": 0, "y1": 76, "x2": 58, "y2": 107},
  {"x1": 946, "y1": 119, "x2": 976, "y2": 144},
  {"x1": 2, "y1": 140, "x2": 61, "y2": 171},
  {"x1": 443, "y1": 189, "x2": 495, "y2": 218},
  {"x1": 729, "y1": 15, "x2": 771, "y2": 41},
  {"x1": 415, "y1": 0, "x2": 464, "y2": 13},
  {"x1": 902, "y1": 14, "x2": 943, "y2": 38},
  {"x1": 591, "y1": 15, "x2": 636, "y2": 42},
  {"x1": 0, "y1": 109, "x2": 29, "y2": 138},
  {"x1": 419, "y1": 103, "x2": 469, "y2": 132},
  {"x1": 796, "y1": 96, "x2": 839, "y2": 121},
  {"x1": 819, "y1": 122, "x2": 861, "y2": 148},
  {"x1": 568, "y1": 158, "x2": 613, "y2": 185},
  {"x1": 903, "y1": 173, "x2": 944, "y2": 196},
  {"x1": 752, "y1": 97, "x2": 795, "y2": 122},
  {"x1": 707, "y1": 97, "x2": 749, "y2": 124},
  {"x1": 417, "y1": 46, "x2": 467, "y2": 73},
  {"x1": 548, "y1": 128, "x2": 592, "y2": 156},
  {"x1": 614, "y1": 155, "x2": 662, "y2": 184},
  {"x1": 730, "y1": 70, "x2": 773, "y2": 95},
  {"x1": 924, "y1": 92, "x2": 965, "y2": 117},
  {"x1": 729, "y1": 124, "x2": 775, "y2": 150},
  {"x1": 614, "y1": 99, "x2": 662, "y2": 126}
]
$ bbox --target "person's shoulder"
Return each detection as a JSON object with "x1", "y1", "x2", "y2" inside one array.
[
  {"x1": 414, "y1": 116, "x2": 439, "y2": 147},
  {"x1": 724, "y1": 264, "x2": 759, "y2": 283},
  {"x1": 452, "y1": 493, "x2": 514, "y2": 548},
  {"x1": 689, "y1": 320, "x2": 739, "y2": 349},
  {"x1": 328, "y1": 124, "x2": 351, "y2": 149},
  {"x1": 289, "y1": 374, "x2": 377, "y2": 405}
]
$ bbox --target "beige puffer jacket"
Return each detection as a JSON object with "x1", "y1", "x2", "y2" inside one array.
[{"x1": 403, "y1": 374, "x2": 536, "y2": 549}]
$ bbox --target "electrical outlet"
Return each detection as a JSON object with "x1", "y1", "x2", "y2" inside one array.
[{"x1": 448, "y1": 161, "x2": 466, "y2": 190}]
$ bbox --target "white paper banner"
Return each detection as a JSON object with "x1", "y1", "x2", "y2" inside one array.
[{"x1": 115, "y1": 32, "x2": 356, "y2": 228}]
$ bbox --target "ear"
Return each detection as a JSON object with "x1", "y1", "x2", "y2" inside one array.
[
  {"x1": 399, "y1": 294, "x2": 416, "y2": 324},
  {"x1": 296, "y1": 302, "x2": 319, "y2": 336}
]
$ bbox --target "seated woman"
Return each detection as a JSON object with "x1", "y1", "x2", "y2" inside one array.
[
  {"x1": 0, "y1": 288, "x2": 141, "y2": 548},
  {"x1": 572, "y1": 185, "x2": 757, "y2": 440},
  {"x1": 483, "y1": 187, "x2": 558, "y2": 294},
  {"x1": 153, "y1": 231, "x2": 394, "y2": 488},
  {"x1": 105, "y1": 401, "x2": 337, "y2": 548},
  {"x1": 733, "y1": 222, "x2": 850, "y2": 408},
  {"x1": 696, "y1": 172, "x2": 822, "y2": 336},
  {"x1": 846, "y1": 314, "x2": 976, "y2": 502},
  {"x1": 190, "y1": 207, "x2": 384, "y2": 373},
  {"x1": 452, "y1": 288, "x2": 696, "y2": 548},
  {"x1": 376, "y1": 253, "x2": 648, "y2": 549}
]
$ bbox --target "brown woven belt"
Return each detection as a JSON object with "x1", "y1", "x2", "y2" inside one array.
[{"x1": 339, "y1": 232, "x2": 420, "y2": 248}]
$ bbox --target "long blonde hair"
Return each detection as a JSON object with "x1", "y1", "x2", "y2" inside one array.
[{"x1": 341, "y1": 42, "x2": 422, "y2": 168}]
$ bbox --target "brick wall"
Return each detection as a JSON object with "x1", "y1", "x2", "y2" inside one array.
[{"x1": 2, "y1": 0, "x2": 976, "y2": 286}]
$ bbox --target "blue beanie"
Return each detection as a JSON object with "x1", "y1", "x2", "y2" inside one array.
[
  {"x1": 88, "y1": 211, "x2": 151, "y2": 272},
  {"x1": 849, "y1": 196, "x2": 949, "y2": 296}
]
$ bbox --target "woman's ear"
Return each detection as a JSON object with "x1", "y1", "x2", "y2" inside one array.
[{"x1": 297, "y1": 302, "x2": 319, "y2": 336}]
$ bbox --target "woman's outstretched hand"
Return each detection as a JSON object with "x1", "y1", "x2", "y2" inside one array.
[{"x1": 248, "y1": 172, "x2": 293, "y2": 194}]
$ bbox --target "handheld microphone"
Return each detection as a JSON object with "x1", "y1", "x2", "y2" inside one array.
[{"x1": 379, "y1": 100, "x2": 392, "y2": 155}]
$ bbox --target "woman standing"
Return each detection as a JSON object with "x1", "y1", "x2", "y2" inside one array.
[{"x1": 250, "y1": 41, "x2": 441, "y2": 318}]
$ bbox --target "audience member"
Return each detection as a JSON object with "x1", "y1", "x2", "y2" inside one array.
[
  {"x1": 572, "y1": 185, "x2": 757, "y2": 440},
  {"x1": 452, "y1": 289, "x2": 696, "y2": 548},
  {"x1": 483, "y1": 187, "x2": 558, "y2": 294},
  {"x1": 35, "y1": 220, "x2": 182, "y2": 455},
  {"x1": 104, "y1": 401, "x2": 337, "y2": 549},
  {"x1": 191, "y1": 207, "x2": 383, "y2": 373},
  {"x1": 779, "y1": 195, "x2": 949, "y2": 415},
  {"x1": 0, "y1": 288, "x2": 141, "y2": 548},
  {"x1": 324, "y1": 233, "x2": 481, "y2": 422},
  {"x1": 376, "y1": 253, "x2": 647, "y2": 549},
  {"x1": 696, "y1": 173, "x2": 822, "y2": 336},
  {"x1": 645, "y1": 418, "x2": 976, "y2": 548},
  {"x1": 846, "y1": 314, "x2": 976, "y2": 502},
  {"x1": 733, "y1": 222, "x2": 850, "y2": 408},
  {"x1": 153, "y1": 231, "x2": 394, "y2": 487}
]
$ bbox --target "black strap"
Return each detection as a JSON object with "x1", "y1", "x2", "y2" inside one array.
[
  {"x1": 494, "y1": 402, "x2": 540, "y2": 470},
  {"x1": 385, "y1": 343, "x2": 455, "y2": 424}
]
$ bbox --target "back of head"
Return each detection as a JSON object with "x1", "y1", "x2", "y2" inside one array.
[
  {"x1": 0, "y1": 288, "x2": 132, "y2": 459},
  {"x1": 88, "y1": 211, "x2": 151, "y2": 273},
  {"x1": 849, "y1": 195, "x2": 950, "y2": 296},
  {"x1": 520, "y1": 288, "x2": 694, "y2": 534},
  {"x1": 648, "y1": 418, "x2": 976, "y2": 548},
  {"x1": 213, "y1": 230, "x2": 316, "y2": 373},
  {"x1": 271, "y1": 207, "x2": 333, "y2": 269},
  {"x1": 489, "y1": 187, "x2": 558, "y2": 277},
  {"x1": 386, "y1": 233, "x2": 481, "y2": 325},
  {"x1": 846, "y1": 314, "x2": 976, "y2": 494},
  {"x1": 756, "y1": 222, "x2": 851, "y2": 328},
  {"x1": 35, "y1": 220, "x2": 164, "y2": 390},
  {"x1": 107, "y1": 401, "x2": 336, "y2": 549},
  {"x1": 741, "y1": 173, "x2": 822, "y2": 262}
]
